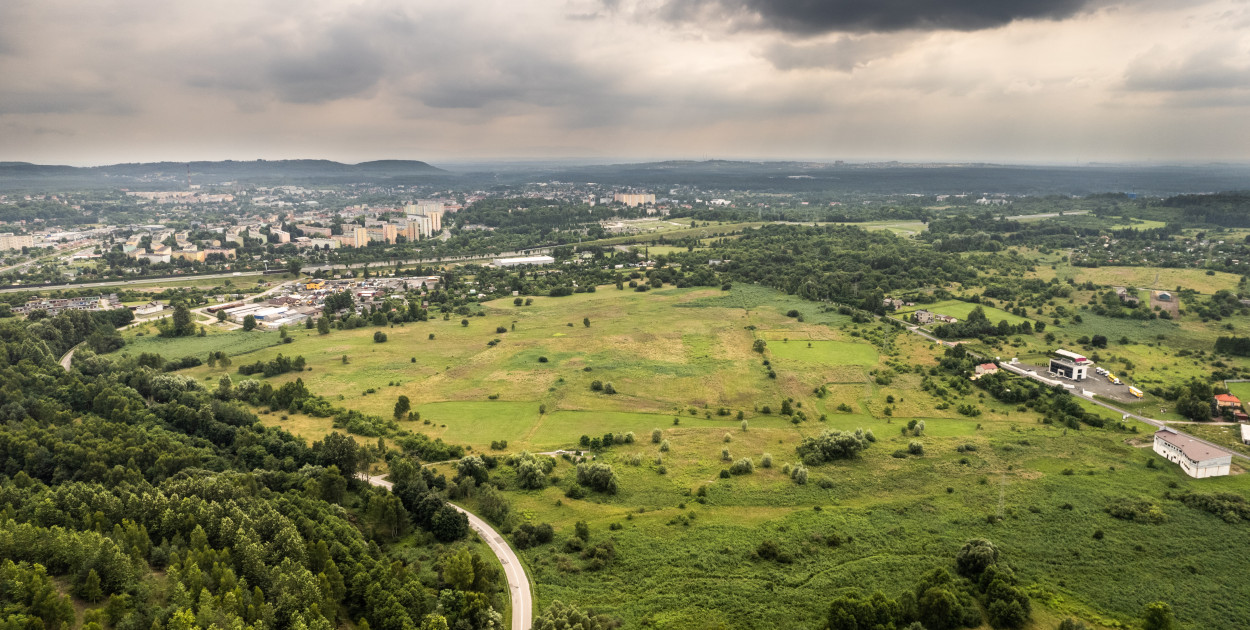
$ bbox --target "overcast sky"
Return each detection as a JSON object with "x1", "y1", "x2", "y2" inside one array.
[{"x1": 1, "y1": 0, "x2": 1248, "y2": 165}]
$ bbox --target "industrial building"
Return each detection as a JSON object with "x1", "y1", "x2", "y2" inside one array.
[
  {"x1": 1049, "y1": 349, "x2": 1091, "y2": 381},
  {"x1": 1153, "y1": 428, "x2": 1232, "y2": 478},
  {"x1": 494, "y1": 255, "x2": 555, "y2": 267}
]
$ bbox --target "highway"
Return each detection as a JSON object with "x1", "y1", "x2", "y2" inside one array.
[
  {"x1": 0, "y1": 248, "x2": 550, "y2": 294},
  {"x1": 365, "y1": 474, "x2": 532, "y2": 630}
]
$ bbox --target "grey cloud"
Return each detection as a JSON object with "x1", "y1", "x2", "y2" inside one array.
[
  {"x1": 414, "y1": 55, "x2": 612, "y2": 110},
  {"x1": 647, "y1": 0, "x2": 1094, "y2": 34},
  {"x1": 265, "y1": 28, "x2": 387, "y2": 104},
  {"x1": 763, "y1": 36, "x2": 910, "y2": 71},
  {"x1": 1123, "y1": 46, "x2": 1250, "y2": 93},
  {"x1": 0, "y1": 90, "x2": 134, "y2": 116}
]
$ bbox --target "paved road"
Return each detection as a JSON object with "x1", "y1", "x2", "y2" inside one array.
[
  {"x1": 0, "y1": 271, "x2": 264, "y2": 294},
  {"x1": 57, "y1": 313, "x2": 168, "y2": 372},
  {"x1": 365, "y1": 474, "x2": 532, "y2": 630},
  {"x1": 59, "y1": 346, "x2": 77, "y2": 371}
]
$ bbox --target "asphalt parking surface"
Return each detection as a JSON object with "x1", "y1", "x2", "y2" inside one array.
[{"x1": 1014, "y1": 362, "x2": 1141, "y2": 403}]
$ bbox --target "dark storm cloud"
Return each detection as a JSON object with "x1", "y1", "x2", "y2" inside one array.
[{"x1": 650, "y1": 0, "x2": 1094, "y2": 34}]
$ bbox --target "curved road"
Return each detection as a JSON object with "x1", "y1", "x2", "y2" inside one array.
[{"x1": 366, "y1": 475, "x2": 532, "y2": 630}]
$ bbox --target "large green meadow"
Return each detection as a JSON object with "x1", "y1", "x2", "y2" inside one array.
[{"x1": 171, "y1": 284, "x2": 1250, "y2": 629}]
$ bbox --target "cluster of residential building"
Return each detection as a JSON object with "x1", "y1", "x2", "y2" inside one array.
[
  {"x1": 291, "y1": 201, "x2": 447, "y2": 249},
  {"x1": 913, "y1": 310, "x2": 958, "y2": 325},
  {"x1": 122, "y1": 230, "x2": 235, "y2": 264},
  {"x1": 14, "y1": 294, "x2": 121, "y2": 316}
]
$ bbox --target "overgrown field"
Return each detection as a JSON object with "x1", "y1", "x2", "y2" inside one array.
[
  {"x1": 119, "y1": 324, "x2": 283, "y2": 359},
  {"x1": 171, "y1": 284, "x2": 1250, "y2": 629},
  {"x1": 896, "y1": 299, "x2": 1032, "y2": 326}
]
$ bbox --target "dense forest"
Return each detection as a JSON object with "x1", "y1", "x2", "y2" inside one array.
[{"x1": 0, "y1": 309, "x2": 507, "y2": 630}]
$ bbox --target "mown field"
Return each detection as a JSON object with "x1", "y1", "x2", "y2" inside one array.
[{"x1": 168, "y1": 284, "x2": 1250, "y2": 630}]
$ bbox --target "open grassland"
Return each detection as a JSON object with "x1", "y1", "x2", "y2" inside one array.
[
  {"x1": 896, "y1": 299, "x2": 1032, "y2": 326},
  {"x1": 117, "y1": 324, "x2": 283, "y2": 360},
  {"x1": 829, "y1": 220, "x2": 929, "y2": 236},
  {"x1": 1035, "y1": 264, "x2": 1241, "y2": 295},
  {"x1": 460, "y1": 413, "x2": 1250, "y2": 630},
  {"x1": 167, "y1": 283, "x2": 1250, "y2": 629},
  {"x1": 181, "y1": 284, "x2": 872, "y2": 437}
]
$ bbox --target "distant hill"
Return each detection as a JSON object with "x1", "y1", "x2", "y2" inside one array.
[
  {"x1": 0, "y1": 159, "x2": 447, "y2": 191},
  {"x1": 480, "y1": 159, "x2": 1250, "y2": 197}
]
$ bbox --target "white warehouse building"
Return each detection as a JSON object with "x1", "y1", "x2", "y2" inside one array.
[
  {"x1": 494, "y1": 255, "x2": 555, "y2": 267},
  {"x1": 1153, "y1": 428, "x2": 1232, "y2": 478}
]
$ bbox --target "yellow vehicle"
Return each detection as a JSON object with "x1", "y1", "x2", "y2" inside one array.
[
  {"x1": 1106, "y1": 372, "x2": 1122, "y2": 385},
  {"x1": 305, "y1": 280, "x2": 325, "y2": 290},
  {"x1": 1128, "y1": 386, "x2": 1143, "y2": 398}
]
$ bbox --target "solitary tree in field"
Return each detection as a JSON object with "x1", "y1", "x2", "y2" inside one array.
[
  {"x1": 583, "y1": 317, "x2": 591, "y2": 327},
  {"x1": 317, "y1": 317, "x2": 331, "y2": 334},
  {"x1": 242, "y1": 315, "x2": 257, "y2": 331},
  {"x1": 752, "y1": 339, "x2": 767, "y2": 353},
  {"x1": 1143, "y1": 602, "x2": 1176, "y2": 630},
  {"x1": 394, "y1": 395, "x2": 411, "y2": 420},
  {"x1": 216, "y1": 310, "x2": 227, "y2": 322}
]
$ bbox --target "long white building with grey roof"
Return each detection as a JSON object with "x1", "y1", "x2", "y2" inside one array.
[{"x1": 1153, "y1": 428, "x2": 1232, "y2": 478}]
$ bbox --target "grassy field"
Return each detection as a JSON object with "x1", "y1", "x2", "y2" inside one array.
[
  {"x1": 166, "y1": 283, "x2": 1250, "y2": 629},
  {"x1": 896, "y1": 299, "x2": 1032, "y2": 326},
  {"x1": 118, "y1": 324, "x2": 284, "y2": 360},
  {"x1": 829, "y1": 220, "x2": 929, "y2": 236},
  {"x1": 1036, "y1": 264, "x2": 1241, "y2": 295},
  {"x1": 1227, "y1": 382, "x2": 1250, "y2": 407}
]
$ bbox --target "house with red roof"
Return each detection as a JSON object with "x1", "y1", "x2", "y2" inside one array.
[{"x1": 975, "y1": 363, "x2": 999, "y2": 376}]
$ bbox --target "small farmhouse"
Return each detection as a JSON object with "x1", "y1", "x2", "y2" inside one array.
[
  {"x1": 1153, "y1": 428, "x2": 1232, "y2": 478},
  {"x1": 975, "y1": 363, "x2": 998, "y2": 376},
  {"x1": 1215, "y1": 393, "x2": 1241, "y2": 409}
]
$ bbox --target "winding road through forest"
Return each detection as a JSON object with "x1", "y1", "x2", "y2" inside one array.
[{"x1": 365, "y1": 474, "x2": 533, "y2": 630}]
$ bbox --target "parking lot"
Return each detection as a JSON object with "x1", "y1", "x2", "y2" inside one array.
[{"x1": 1014, "y1": 362, "x2": 1142, "y2": 404}]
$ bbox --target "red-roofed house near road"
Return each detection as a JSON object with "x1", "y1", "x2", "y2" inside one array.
[
  {"x1": 1215, "y1": 393, "x2": 1241, "y2": 409},
  {"x1": 975, "y1": 363, "x2": 999, "y2": 376},
  {"x1": 1153, "y1": 428, "x2": 1232, "y2": 478}
]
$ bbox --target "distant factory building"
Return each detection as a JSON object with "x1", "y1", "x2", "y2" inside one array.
[{"x1": 494, "y1": 255, "x2": 555, "y2": 267}]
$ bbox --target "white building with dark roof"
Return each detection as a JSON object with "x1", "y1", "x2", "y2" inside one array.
[{"x1": 1153, "y1": 428, "x2": 1232, "y2": 478}]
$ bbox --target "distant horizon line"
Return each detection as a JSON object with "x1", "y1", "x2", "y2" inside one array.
[{"x1": 6, "y1": 156, "x2": 1250, "y2": 170}]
